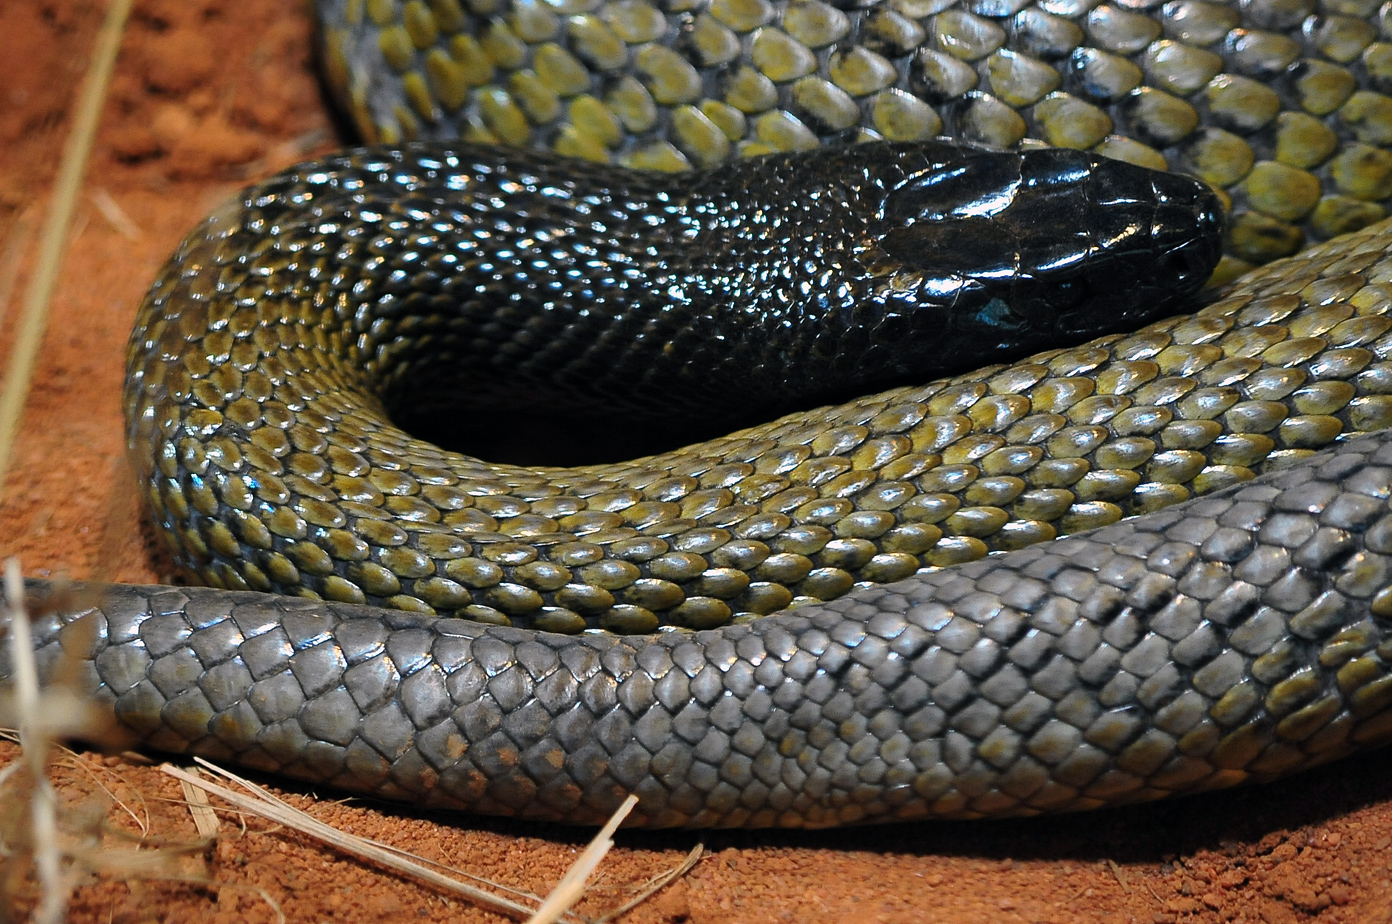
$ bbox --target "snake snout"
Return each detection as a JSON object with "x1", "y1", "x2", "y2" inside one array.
[
  {"x1": 879, "y1": 146, "x2": 1220, "y2": 291},
  {"x1": 1040, "y1": 165, "x2": 1224, "y2": 338},
  {"x1": 877, "y1": 146, "x2": 1221, "y2": 307},
  {"x1": 1148, "y1": 171, "x2": 1226, "y2": 273},
  {"x1": 1054, "y1": 163, "x2": 1225, "y2": 331}
]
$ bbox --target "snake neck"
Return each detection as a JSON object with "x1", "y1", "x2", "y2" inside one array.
[{"x1": 130, "y1": 141, "x2": 1218, "y2": 469}]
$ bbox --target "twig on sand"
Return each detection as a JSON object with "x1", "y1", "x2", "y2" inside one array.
[{"x1": 167, "y1": 759, "x2": 700, "y2": 923}]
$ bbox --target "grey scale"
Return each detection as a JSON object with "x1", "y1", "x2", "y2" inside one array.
[{"x1": 10, "y1": 428, "x2": 1392, "y2": 827}]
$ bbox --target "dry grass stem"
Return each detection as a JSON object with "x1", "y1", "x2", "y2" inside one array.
[
  {"x1": 4, "y1": 560, "x2": 65, "y2": 924},
  {"x1": 0, "y1": 207, "x2": 36, "y2": 335},
  {"x1": 169, "y1": 760, "x2": 695, "y2": 922},
  {"x1": 592, "y1": 843, "x2": 704, "y2": 924},
  {"x1": 177, "y1": 770, "x2": 222, "y2": 839},
  {"x1": 163, "y1": 761, "x2": 559, "y2": 920},
  {"x1": 187, "y1": 758, "x2": 545, "y2": 899},
  {"x1": 0, "y1": 558, "x2": 228, "y2": 922},
  {"x1": 0, "y1": 0, "x2": 132, "y2": 495},
  {"x1": 525, "y1": 795, "x2": 636, "y2": 924},
  {"x1": 88, "y1": 189, "x2": 142, "y2": 241}
]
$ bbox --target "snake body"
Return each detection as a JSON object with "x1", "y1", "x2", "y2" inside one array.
[
  {"x1": 318, "y1": 0, "x2": 1392, "y2": 281},
  {"x1": 121, "y1": 139, "x2": 1221, "y2": 634},
  {"x1": 138, "y1": 141, "x2": 1215, "y2": 471},
  {"x1": 8, "y1": 0, "x2": 1392, "y2": 827}
]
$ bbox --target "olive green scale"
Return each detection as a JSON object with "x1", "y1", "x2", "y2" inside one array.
[
  {"x1": 127, "y1": 0, "x2": 1392, "y2": 635},
  {"x1": 321, "y1": 0, "x2": 1392, "y2": 281},
  {"x1": 127, "y1": 156, "x2": 1392, "y2": 633}
]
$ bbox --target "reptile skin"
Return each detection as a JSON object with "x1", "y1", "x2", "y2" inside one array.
[
  {"x1": 319, "y1": 0, "x2": 1392, "y2": 282},
  {"x1": 11, "y1": 418, "x2": 1392, "y2": 827},
  {"x1": 8, "y1": 0, "x2": 1392, "y2": 827},
  {"x1": 134, "y1": 141, "x2": 1217, "y2": 471},
  {"x1": 119, "y1": 138, "x2": 1223, "y2": 632}
]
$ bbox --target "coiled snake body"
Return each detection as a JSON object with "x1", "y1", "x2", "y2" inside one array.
[{"x1": 9, "y1": 0, "x2": 1392, "y2": 827}]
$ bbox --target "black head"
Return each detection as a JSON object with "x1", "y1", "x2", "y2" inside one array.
[{"x1": 871, "y1": 142, "x2": 1224, "y2": 340}]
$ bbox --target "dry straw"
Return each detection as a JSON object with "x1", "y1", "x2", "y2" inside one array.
[{"x1": 0, "y1": 0, "x2": 134, "y2": 496}]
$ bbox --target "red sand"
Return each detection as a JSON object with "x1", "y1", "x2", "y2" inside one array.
[{"x1": 1, "y1": 2, "x2": 1390, "y2": 921}]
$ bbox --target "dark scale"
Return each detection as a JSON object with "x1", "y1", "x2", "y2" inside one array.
[{"x1": 221, "y1": 142, "x2": 1218, "y2": 463}]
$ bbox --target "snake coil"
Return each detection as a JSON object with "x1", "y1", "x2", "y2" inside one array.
[{"x1": 8, "y1": 0, "x2": 1392, "y2": 827}]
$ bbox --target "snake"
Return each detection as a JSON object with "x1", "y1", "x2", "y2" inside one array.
[{"x1": 7, "y1": 0, "x2": 1392, "y2": 829}]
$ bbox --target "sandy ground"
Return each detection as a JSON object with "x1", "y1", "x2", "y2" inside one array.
[{"x1": 1, "y1": 1, "x2": 1391, "y2": 921}]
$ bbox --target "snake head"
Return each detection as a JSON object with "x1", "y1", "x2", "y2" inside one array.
[{"x1": 868, "y1": 142, "x2": 1224, "y2": 363}]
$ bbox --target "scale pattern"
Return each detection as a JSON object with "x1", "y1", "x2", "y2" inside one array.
[
  {"x1": 127, "y1": 173, "x2": 1392, "y2": 634},
  {"x1": 10, "y1": 0, "x2": 1392, "y2": 830},
  {"x1": 10, "y1": 424, "x2": 1392, "y2": 827},
  {"x1": 321, "y1": 0, "x2": 1392, "y2": 278}
]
